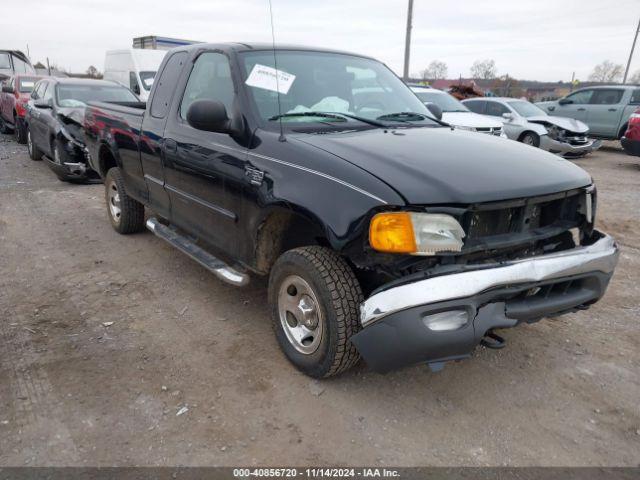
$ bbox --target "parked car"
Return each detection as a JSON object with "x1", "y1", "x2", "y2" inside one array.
[
  {"x1": 25, "y1": 78, "x2": 139, "y2": 182},
  {"x1": 536, "y1": 85, "x2": 640, "y2": 140},
  {"x1": 103, "y1": 49, "x2": 167, "y2": 102},
  {"x1": 0, "y1": 74, "x2": 44, "y2": 142},
  {"x1": 411, "y1": 86, "x2": 505, "y2": 136},
  {"x1": 463, "y1": 97, "x2": 601, "y2": 157},
  {"x1": 621, "y1": 108, "x2": 640, "y2": 156},
  {"x1": 84, "y1": 43, "x2": 618, "y2": 378},
  {"x1": 0, "y1": 50, "x2": 35, "y2": 80}
]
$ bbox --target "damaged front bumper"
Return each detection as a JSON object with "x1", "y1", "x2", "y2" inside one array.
[
  {"x1": 352, "y1": 232, "x2": 618, "y2": 373},
  {"x1": 540, "y1": 135, "x2": 602, "y2": 157}
]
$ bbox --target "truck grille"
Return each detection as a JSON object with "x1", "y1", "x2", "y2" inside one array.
[{"x1": 462, "y1": 189, "x2": 585, "y2": 250}]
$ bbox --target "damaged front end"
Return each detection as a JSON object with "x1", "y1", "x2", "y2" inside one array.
[
  {"x1": 47, "y1": 109, "x2": 98, "y2": 182},
  {"x1": 351, "y1": 187, "x2": 619, "y2": 373},
  {"x1": 530, "y1": 118, "x2": 601, "y2": 158}
]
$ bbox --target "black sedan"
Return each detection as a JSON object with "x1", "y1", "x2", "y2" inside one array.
[{"x1": 25, "y1": 78, "x2": 139, "y2": 182}]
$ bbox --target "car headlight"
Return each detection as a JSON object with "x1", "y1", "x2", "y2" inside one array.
[
  {"x1": 546, "y1": 125, "x2": 561, "y2": 140},
  {"x1": 369, "y1": 212, "x2": 465, "y2": 255},
  {"x1": 454, "y1": 125, "x2": 476, "y2": 132}
]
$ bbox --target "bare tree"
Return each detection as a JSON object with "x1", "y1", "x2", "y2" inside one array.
[
  {"x1": 588, "y1": 60, "x2": 624, "y2": 83},
  {"x1": 629, "y1": 70, "x2": 640, "y2": 84},
  {"x1": 86, "y1": 65, "x2": 100, "y2": 78},
  {"x1": 470, "y1": 59, "x2": 497, "y2": 80},
  {"x1": 421, "y1": 60, "x2": 448, "y2": 80}
]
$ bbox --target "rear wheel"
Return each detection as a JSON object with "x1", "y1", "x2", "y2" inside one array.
[
  {"x1": 520, "y1": 131, "x2": 540, "y2": 147},
  {"x1": 14, "y1": 118, "x2": 27, "y2": 144},
  {"x1": 27, "y1": 127, "x2": 43, "y2": 161},
  {"x1": 105, "y1": 167, "x2": 145, "y2": 234},
  {"x1": 268, "y1": 246, "x2": 363, "y2": 378}
]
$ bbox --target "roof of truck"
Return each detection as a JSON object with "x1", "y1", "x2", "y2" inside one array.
[{"x1": 175, "y1": 42, "x2": 376, "y2": 60}]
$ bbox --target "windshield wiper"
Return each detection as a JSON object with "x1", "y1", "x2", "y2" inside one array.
[
  {"x1": 268, "y1": 111, "x2": 387, "y2": 128},
  {"x1": 377, "y1": 111, "x2": 450, "y2": 127}
]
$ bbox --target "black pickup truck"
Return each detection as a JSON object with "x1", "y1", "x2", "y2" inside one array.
[{"x1": 84, "y1": 43, "x2": 619, "y2": 378}]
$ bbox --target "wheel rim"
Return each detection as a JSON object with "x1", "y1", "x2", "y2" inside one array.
[
  {"x1": 27, "y1": 131, "x2": 32, "y2": 155},
  {"x1": 277, "y1": 275, "x2": 324, "y2": 355},
  {"x1": 523, "y1": 135, "x2": 534, "y2": 145},
  {"x1": 107, "y1": 180, "x2": 121, "y2": 224}
]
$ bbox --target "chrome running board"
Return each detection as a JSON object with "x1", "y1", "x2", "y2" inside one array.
[{"x1": 145, "y1": 217, "x2": 249, "y2": 287}]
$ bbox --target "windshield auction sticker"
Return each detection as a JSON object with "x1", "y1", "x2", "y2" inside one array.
[{"x1": 245, "y1": 64, "x2": 295, "y2": 94}]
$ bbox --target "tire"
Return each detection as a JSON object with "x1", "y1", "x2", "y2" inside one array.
[
  {"x1": 14, "y1": 119, "x2": 27, "y2": 144},
  {"x1": 104, "y1": 167, "x2": 145, "y2": 234},
  {"x1": 520, "y1": 131, "x2": 540, "y2": 147},
  {"x1": 0, "y1": 116, "x2": 9, "y2": 134},
  {"x1": 268, "y1": 246, "x2": 363, "y2": 378},
  {"x1": 27, "y1": 127, "x2": 43, "y2": 161}
]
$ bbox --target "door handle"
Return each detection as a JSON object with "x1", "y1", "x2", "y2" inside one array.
[
  {"x1": 165, "y1": 138, "x2": 177, "y2": 153},
  {"x1": 577, "y1": 108, "x2": 586, "y2": 111},
  {"x1": 608, "y1": 108, "x2": 617, "y2": 112}
]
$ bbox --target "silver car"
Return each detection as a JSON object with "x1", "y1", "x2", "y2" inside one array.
[{"x1": 463, "y1": 97, "x2": 601, "y2": 157}]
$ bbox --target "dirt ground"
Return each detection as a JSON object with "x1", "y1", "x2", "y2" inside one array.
[{"x1": 0, "y1": 133, "x2": 638, "y2": 467}]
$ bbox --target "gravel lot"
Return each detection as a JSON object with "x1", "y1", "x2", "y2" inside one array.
[{"x1": 0, "y1": 133, "x2": 638, "y2": 467}]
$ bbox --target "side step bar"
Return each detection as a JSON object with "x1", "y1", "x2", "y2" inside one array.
[{"x1": 146, "y1": 218, "x2": 250, "y2": 287}]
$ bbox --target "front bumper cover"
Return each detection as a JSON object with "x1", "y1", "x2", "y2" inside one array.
[
  {"x1": 540, "y1": 135, "x2": 602, "y2": 157},
  {"x1": 352, "y1": 232, "x2": 618, "y2": 373}
]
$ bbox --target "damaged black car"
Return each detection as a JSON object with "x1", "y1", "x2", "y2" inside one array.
[{"x1": 24, "y1": 78, "x2": 139, "y2": 182}]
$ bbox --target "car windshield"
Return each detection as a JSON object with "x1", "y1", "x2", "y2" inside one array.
[
  {"x1": 139, "y1": 71, "x2": 156, "y2": 91},
  {"x1": 507, "y1": 100, "x2": 546, "y2": 118},
  {"x1": 56, "y1": 84, "x2": 139, "y2": 107},
  {"x1": 412, "y1": 90, "x2": 469, "y2": 112},
  {"x1": 240, "y1": 50, "x2": 439, "y2": 128},
  {"x1": 18, "y1": 76, "x2": 39, "y2": 93}
]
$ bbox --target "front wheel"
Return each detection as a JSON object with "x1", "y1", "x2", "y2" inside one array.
[
  {"x1": 105, "y1": 167, "x2": 145, "y2": 234},
  {"x1": 268, "y1": 246, "x2": 363, "y2": 378},
  {"x1": 520, "y1": 132, "x2": 540, "y2": 147},
  {"x1": 27, "y1": 127, "x2": 43, "y2": 161}
]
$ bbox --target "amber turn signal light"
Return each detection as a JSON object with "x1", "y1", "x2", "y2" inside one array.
[{"x1": 369, "y1": 212, "x2": 417, "y2": 254}]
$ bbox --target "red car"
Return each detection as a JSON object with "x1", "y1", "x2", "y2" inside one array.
[
  {"x1": 0, "y1": 74, "x2": 43, "y2": 143},
  {"x1": 621, "y1": 108, "x2": 640, "y2": 157}
]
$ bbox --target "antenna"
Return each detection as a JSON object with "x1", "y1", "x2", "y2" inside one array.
[{"x1": 268, "y1": 0, "x2": 285, "y2": 142}]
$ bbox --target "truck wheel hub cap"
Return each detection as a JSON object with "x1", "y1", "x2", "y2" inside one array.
[
  {"x1": 108, "y1": 181, "x2": 121, "y2": 224},
  {"x1": 278, "y1": 275, "x2": 323, "y2": 355}
]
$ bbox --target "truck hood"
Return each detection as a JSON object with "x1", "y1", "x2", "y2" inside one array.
[
  {"x1": 293, "y1": 126, "x2": 592, "y2": 204},
  {"x1": 526, "y1": 115, "x2": 589, "y2": 134},
  {"x1": 441, "y1": 111, "x2": 503, "y2": 129}
]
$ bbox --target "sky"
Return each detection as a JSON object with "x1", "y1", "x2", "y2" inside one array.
[{"x1": 2, "y1": 0, "x2": 639, "y2": 82}]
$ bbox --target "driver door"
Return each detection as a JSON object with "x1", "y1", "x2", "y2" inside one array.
[{"x1": 551, "y1": 89, "x2": 593, "y2": 122}]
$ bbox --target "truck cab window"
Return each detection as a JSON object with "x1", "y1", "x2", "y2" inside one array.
[
  {"x1": 150, "y1": 51, "x2": 188, "y2": 119},
  {"x1": 590, "y1": 89, "x2": 623, "y2": 105},
  {"x1": 180, "y1": 52, "x2": 234, "y2": 120}
]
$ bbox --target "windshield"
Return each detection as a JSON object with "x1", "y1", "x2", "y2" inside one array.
[
  {"x1": 139, "y1": 71, "x2": 156, "y2": 91},
  {"x1": 412, "y1": 90, "x2": 469, "y2": 112},
  {"x1": 240, "y1": 50, "x2": 438, "y2": 128},
  {"x1": 56, "y1": 84, "x2": 139, "y2": 107},
  {"x1": 18, "y1": 76, "x2": 39, "y2": 93},
  {"x1": 507, "y1": 100, "x2": 546, "y2": 118}
]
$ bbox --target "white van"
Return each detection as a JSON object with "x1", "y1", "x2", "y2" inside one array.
[{"x1": 103, "y1": 49, "x2": 167, "y2": 102}]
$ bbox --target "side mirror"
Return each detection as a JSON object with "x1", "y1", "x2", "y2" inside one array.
[
  {"x1": 2, "y1": 85, "x2": 13, "y2": 94},
  {"x1": 186, "y1": 99, "x2": 231, "y2": 134},
  {"x1": 425, "y1": 102, "x2": 443, "y2": 121},
  {"x1": 558, "y1": 98, "x2": 572, "y2": 105},
  {"x1": 34, "y1": 98, "x2": 52, "y2": 109},
  {"x1": 502, "y1": 112, "x2": 514, "y2": 120}
]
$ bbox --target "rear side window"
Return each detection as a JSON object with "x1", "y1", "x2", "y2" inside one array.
[
  {"x1": 464, "y1": 100, "x2": 485, "y2": 114},
  {"x1": 485, "y1": 101, "x2": 509, "y2": 117},
  {"x1": 180, "y1": 52, "x2": 235, "y2": 119},
  {"x1": 630, "y1": 89, "x2": 640, "y2": 105},
  {"x1": 590, "y1": 89, "x2": 623, "y2": 105},
  {"x1": 150, "y1": 51, "x2": 188, "y2": 119}
]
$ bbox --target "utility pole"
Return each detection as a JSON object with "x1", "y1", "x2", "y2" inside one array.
[
  {"x1": 403, "y1": 0, "x2": 414, "y2": 81},
  {"x1": 623, "y1": 15, "x2": 640, "y2": 84}
]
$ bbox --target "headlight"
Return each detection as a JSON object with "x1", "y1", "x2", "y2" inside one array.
[
  {"x1": 546, "y1": 125, "x2": 561, "y2": 140},
  {"x1": 369, "y1": 212, "x2": 465, "y2": 255},
  {"x1": 454, "y1": 125, "x2": 476, "y2": 132}
]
